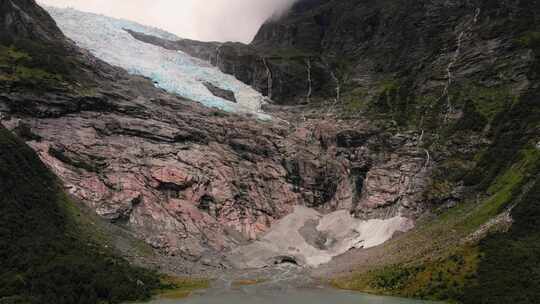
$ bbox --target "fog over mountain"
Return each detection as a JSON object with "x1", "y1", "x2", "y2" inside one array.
[{"x1": 38, "y1": 0, "x2": 298, "y2": 42}]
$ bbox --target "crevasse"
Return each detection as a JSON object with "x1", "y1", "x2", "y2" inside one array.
[{"x1": 45, "y1": 7, "x2": 270, "y2": 119}]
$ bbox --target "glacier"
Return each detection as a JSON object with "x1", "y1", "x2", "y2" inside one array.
[{"x1": 45, "y1": 7, "x2": 270, "y2": 119}]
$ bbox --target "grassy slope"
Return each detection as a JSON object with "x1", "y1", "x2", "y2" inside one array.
[
  {"x1": 463, "y1": 177, "x2": 540, "y2": 304},
  {"x1": 157, "y1": 277, "x2": 210, "y2": 300},
  {"x1": 0, "y1": 40, "x2": 90, "y2": 94},
  {"x1": 0, "y1": 37, "x2": 212, "y2": 304},
  {"x1": 0, "y1": 126, "x2": 165, "y2": 304},
  {"x1": 332, "y1": 29, "x2": 540, "y2": 303},
  {"x1": 0, "y1": 24, "x2": 212, "y2": 304},
  {"x1": 0, "y1": 16, "x2": 167, "y2": 301},
  {"x1": 332, "y1": 146, "x2": 539, "y2": 303}
]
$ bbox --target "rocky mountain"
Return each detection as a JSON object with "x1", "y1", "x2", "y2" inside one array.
[
  {"x1": 138, "y1": 0, "x2": 540, "y2": 115},
  {"x1": 2, "y1": 0, "x2": 432, "y2": 264},
  {"x1": 0, "y1": 123, "x2": 165, "y2": 304},
  {"x1": 10, "y1": 1, "x2": 440, "y2": 263},
  {"x1": 1, "y1": 0, "x2": 540, "y2": 303},
  {"x1": 45, "y1": 7, "x2": 268, "y2": 118}
]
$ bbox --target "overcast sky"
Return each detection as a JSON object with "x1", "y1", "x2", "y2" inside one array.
[{"x1": 38, "y1": 0, "x2": 296, "y2": 43}]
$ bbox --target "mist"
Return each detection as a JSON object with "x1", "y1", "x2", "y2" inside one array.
[{"x1": 38, "y1": 0, "x2": 298, "y2": 43}]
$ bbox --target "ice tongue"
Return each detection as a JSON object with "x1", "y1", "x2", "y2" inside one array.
[{"x1": 45, "y1": 6, "x2": 270, "y2": 120}]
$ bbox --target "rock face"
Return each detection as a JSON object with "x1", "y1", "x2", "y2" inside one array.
[
  {"x1": 1, "y1": 11, "x2": 432, "y2": 259},
  {"x1": 0, "y1": 0, "x2": 462, "y2": 263},
  {"x1": 0, "y1": 0, "x2": 65, "y2": 43},
  {"x1": 127, "y1": 30, "x2": 329, "y2": 105},
  {"x1": 203, "y1": 82, "x2": 237, "y2": 103},
  {"x1": 3, "y1": 0, "x2": 540, "y2": 272},
  {"x1": 1, "y1": 90, "x2": 430, "y2": 260},
  {"x1": 132, "y1": 0, "x2": 539, "y2": 110},
  {"x1": 0, "y1": 1, "x2": 430, "y2": 262}
]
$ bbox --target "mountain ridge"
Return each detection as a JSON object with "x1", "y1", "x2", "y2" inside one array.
[{"x1": 1, "y1": 0, "x2": 540, "y2": 303}]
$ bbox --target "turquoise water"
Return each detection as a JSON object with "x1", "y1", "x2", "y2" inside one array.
[{"x1": 144, "y1": 288, "x2": 437, "y2": 304}]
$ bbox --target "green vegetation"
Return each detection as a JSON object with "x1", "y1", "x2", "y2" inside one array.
[
  {"x1": 340, "y1": 78, "x2": 412, "y2": 121},
  {"x1": 354, "y1": 78, "x2": 444, "y2": 129},
  {"x1": 0, "y1": 39, "x2": 95, "y2": 93},
  {"x1": 232, "y1": 279, "x2": 267, "y2": 287},
  {"x1": 459, "y1": 71, "x2": 540, "y2": 303},
  {"x1": 328, "y1": 19, "x2": 540, "y2": 303},
  {"x1": 0, "y1": 127, "x2": 164, "y2": 304},
  {"x1": 342, "y1": 87, "x2": 368, "y2": 113},
  {"x1": 333, "y1": 142, "x2": 540, "y2": 303},
  {"x1": 449, "y1": 83, "x2": 517, "y2": 131},
  {"x1": 157, "y1": 276, "x2": 209, "y2": 299},
  {"x1": 373, "y1": 79, "x2": 409, "y2": 121},
  {"x1": 515, "y1": 31, "x2": 540, "y2": 48},
  {"x1": 334, "y1": 247, "x2": 479, "y2": 302},
  {"x1": 467, "y1": 147, "x2": 539, "y2": 228},
  {"x1": 0, "y1": 45, "x2": 64, "y2": 88},
  {"x1": 465, "y1": 93, "x2": 540, "y2": 189},
  {"x1": 462, "y1": 173, "x2": 540, "y2": 304},
  {"x1": 346, "y1": 76, "x2": 517, "y2": 134}
]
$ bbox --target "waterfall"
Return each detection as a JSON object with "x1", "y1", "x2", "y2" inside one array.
[
  {"x1": 216, "y1": 44, "x2": 223, "y2": 69},
  {"x1": 443, "y1": 7, "x2": 481, "y2": 121},
  {"x1": 321, "y1": 57, "x2": 341, "y2": 104},
  {"x1": 305, "y1": 58, "x2": 313, "y2": 103},
  {"x1": 331, "y1": 70, "x2": 341, "y2": 104},
  {"x1": 262, "y1": 57, "x2": 273, "y2": 100}
]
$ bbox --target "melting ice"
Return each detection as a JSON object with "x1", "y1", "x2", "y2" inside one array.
[{"x1": 45, "y1": 7, "x2": 269, "y2": 119}]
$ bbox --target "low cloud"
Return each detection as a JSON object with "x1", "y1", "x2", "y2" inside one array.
[{"x1": 38, "y1": 0, "x2": 298, "y2": 43}]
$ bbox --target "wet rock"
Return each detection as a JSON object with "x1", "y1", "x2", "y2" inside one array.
[
  {"x1": 203, "y1": 82, "x2": 237, "y2": 103},
  {"x1": 336, "y1": 130, "x2": 374, "y2": 148}
]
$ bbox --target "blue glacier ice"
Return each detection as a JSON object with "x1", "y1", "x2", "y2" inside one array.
[{"x1": 45, "y1": 7, "x2": 270, "y2": 119}]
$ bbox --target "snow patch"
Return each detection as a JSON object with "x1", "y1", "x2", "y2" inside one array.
[{"x1": 228, "y1": 206, "x2": 414, "y2": 268}]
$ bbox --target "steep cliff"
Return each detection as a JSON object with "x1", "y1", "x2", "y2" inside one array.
[
  {"x1": 145, "y1": 0, "x2": 540, "y2": 113},
  {"x1": 2, "y1": 0, "x2": 540, "y2": 303},
  {"x1": 2, "y1": 0, "x2": 434, "y2": 267},
  {"x1": 127, "y1": 0, "x2": 540, "y2": 301},
  {"x1": 0, "y1": 123, "x2": 167, "y2": 304}
]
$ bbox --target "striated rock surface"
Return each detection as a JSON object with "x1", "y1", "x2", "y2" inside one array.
[
  {"x1": 3, "y1": 4, "x2": 540, "y2": 304},
  {"x1": 0, "y1": 0, "x2": 437, "y2": 265},
  {"x1": 7, "y1": 0, "x2": 539, "y2": 273},
  {"x1": 1, "y1": 91, "x2": 430, "y2": 260},
  {"x1": 0, "y1": 0, "x2": 435, "y2": 262},
  {"x1": 1, "y1": 0, "x2": 431, "y2": 261},
  {"x1": 0, "y1": 2, "x2": 434, "y2": 264}
]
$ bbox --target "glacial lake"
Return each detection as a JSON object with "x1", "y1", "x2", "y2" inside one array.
[{"x1": 143, "y1": 287, "x2": 438, "y2": 304}]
